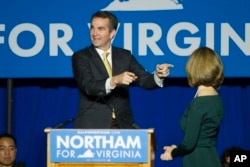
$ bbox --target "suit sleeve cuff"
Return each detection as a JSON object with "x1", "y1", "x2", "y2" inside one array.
[
  {"x1": 105, "y1": 78, "x2": 115, "y2": 93},
  {"x1": 154, "y1": 72, "x2": 164, "y2": 87}
]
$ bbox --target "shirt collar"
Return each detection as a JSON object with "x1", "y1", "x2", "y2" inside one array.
[{"x1": 96, "y1": 47, "x2": 111, "y2": 56}]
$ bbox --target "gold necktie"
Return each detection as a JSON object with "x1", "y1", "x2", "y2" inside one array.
[
  {"x1": 102, "y1": 52, "x2": 115, "y2": 119},
  {"x1": 102, "y1": 52, "x2": 112, "y2": 77}
]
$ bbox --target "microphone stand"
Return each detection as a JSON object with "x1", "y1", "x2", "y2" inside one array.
[
  {"x1": 53, "y1": 96, "x2": 102, "y2": 129},
  {"x1": 54, "y1": 118, "x2": 75, "y2": 129}
]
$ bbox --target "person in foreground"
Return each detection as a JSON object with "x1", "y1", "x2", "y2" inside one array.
[
  {"x1": 0, "y1": 133, "x2": 25, "y2": 167},
  {"x1": 160, "y1": 47, "x2": 224, "y2": 167},
  {"x1": 221, "y1": 146, "x2": 243, "y2": 167},
  {"x1": 72, "y1": 11, "x2": 173, "y2": 129}
]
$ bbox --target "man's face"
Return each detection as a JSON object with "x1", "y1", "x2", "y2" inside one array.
[
  {"x1": 90, "y1": 17, "x2": 116, "y2": 51},
  {"x1": 0, "y1": 137, "x2": 17, "y2": 166}
]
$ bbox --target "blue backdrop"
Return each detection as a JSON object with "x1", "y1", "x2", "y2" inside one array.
[
  {"x1": 1, "y1": 0, "x2": 250, "y2": 167},
  {"x1": 0, "y1": 78, "x2": 250, "y2": 167},
  {"x1": 1, "y1": 0, "x2": 250, "y2": 78}
]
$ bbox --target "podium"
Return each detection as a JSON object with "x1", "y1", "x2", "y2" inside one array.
[{"x1": 44, "y1": 128, "x2": 156, "y2": 167}]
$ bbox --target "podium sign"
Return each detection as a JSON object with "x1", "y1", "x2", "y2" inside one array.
[{"x1": 50, "y1": 129, "x2": 148, "y2": 163}]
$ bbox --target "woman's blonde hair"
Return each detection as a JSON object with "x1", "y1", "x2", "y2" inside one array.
[{"x1": 185, "y1": 47, "x2": 224, "y2": 89}]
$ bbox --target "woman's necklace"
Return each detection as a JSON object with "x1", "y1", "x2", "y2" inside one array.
[
  {"x1": 194, "y1": 86, "x2": 204, "y2": 98},
  {"x1": 194, "y1": 88, "x2": 200, "y2": 98},
  {"x1": 194, "y1": 86, "x2": 216, "y2": 98}
]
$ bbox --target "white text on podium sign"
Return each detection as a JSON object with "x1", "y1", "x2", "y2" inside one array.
[{"x1": 50, "y1": 129, "x2": 148, "y2": 163}]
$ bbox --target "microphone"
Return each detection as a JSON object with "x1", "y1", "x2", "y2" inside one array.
[
  {"x1": 53, "y1": 96, "x2": 102, "y2": 129},
  {"x1": 54, "y1": 118, "x2": 75, "y2": 129},
  {"x1": 132, "y1": 123, "x2": 140, "y2": 129},
  {"x1": 54, "y1": 95, "x2": 139, "y2": 129}
]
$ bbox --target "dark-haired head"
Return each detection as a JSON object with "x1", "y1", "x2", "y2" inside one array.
[
  {"x1": 0, "y1": 133, "x2": 16, "y2": 146},
  {"x1": 0, "y1": 133, "x2": 17, "y2": 166},
  {"x1": 91, "y1": 11, "x2": 118, "y2": 31}
]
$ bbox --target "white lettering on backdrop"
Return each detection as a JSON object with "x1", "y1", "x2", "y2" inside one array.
[{"x1": 0, "y1": 22, "x2": 249, "y2": 57}]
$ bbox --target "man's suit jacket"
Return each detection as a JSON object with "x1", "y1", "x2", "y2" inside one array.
[
  {"x1": 72, "y1": 45, "x2": 159, "y2": 129},
  {"x1": 12, "y1": 162, "x2": 26, "y2": 167}
]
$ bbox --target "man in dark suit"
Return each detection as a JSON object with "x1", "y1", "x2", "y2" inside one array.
[{"x1": 72, "y1": 11, "x2": 173, "y2": 129}]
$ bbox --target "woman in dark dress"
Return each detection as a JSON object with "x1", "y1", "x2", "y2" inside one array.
[{"x1": 160, "y1": 47, "x2": 224, "y2": 167}]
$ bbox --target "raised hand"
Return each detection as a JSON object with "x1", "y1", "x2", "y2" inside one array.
[
  {"x1": 110, "y1": 71, "x2": 138, "y2": 86},
  {"x1": 156, "y1": 64, "x2": 174, "y2": 78}
]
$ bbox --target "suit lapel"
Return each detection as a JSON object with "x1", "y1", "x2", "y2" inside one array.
[
  {"x1": 89, "y1": 46, "x2": 110, "y2": 77},
  {"x1": 111, "y1": 47, "x2": 119, "y2": 76}
]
